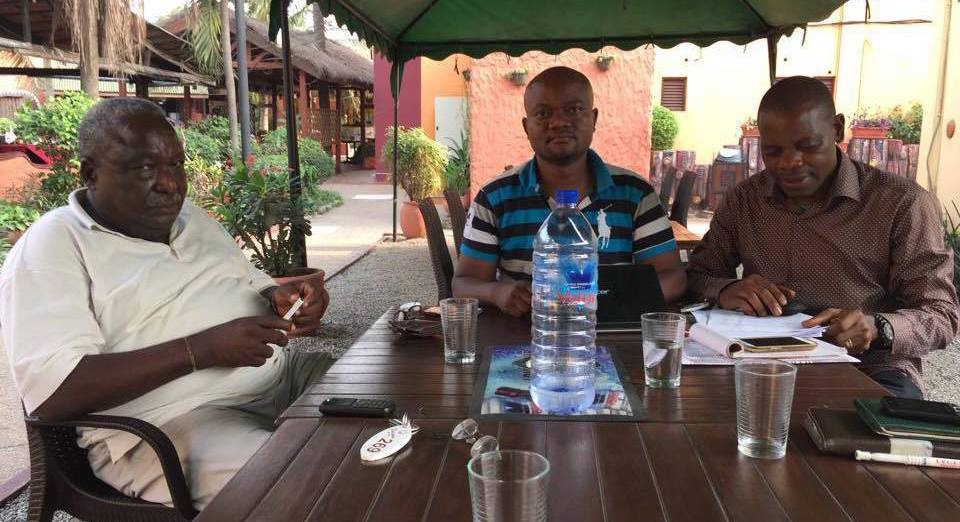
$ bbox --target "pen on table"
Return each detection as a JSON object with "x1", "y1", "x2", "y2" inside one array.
[{"x1": 855, "y1": 450, "x2": 960, "y2": 469}]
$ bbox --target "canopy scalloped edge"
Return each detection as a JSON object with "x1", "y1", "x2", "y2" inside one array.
[{"x1": 269, "y1": 0, "x2": 802, "y2": 63}]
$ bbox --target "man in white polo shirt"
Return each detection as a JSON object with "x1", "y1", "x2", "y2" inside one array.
[{"x1": 0, "y1": 98, "x2": 332, "y2": 509}]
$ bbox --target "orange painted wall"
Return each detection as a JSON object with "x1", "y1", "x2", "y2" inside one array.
[
  {"x1": 467, "y1": 47, "x2": 655, "y2": 196},
  {"x1": 420, "y1": 55, "x2": 471, "y2": 140}
]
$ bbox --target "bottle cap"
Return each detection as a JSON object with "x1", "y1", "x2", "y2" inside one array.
[{"x1": 555, "y1": 189, "x2": 579, "y2": 206}]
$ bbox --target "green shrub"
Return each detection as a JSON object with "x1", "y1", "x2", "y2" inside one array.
[
  {"x1": 258, "y1": 128, "x2": 334, "y2": 184},
  {"x1": 443, "y1": 132, "x2": 470, "y2": 196},
  {"x1": 0, "y1": 117, "x2": 14, "y2": 133},
  {"x1": 14, "y1": 91, "x2": 96, "y2": 211},
  {"x1": 0, "y1": 237, "x2": 10, "y2": 267},
  {"x1": 184, "y1": 156, "x2": 224, "y2": 211},
  {"x1": 651, "y1": 105, "x2": 679, "y2": 151},
  {"x1": 187, "y1": 115, "x2": 231, "y2": 156},
  {"x1": 945, "y1": 202, "x2": 960, "y2": 294},
  {"x1": 886, "y1": 103, "x2": 923, "y2": 144},
  {"x1": 305, "y1": 188, "x2": 343, "y2": 215},
  {"x1": 181, "y1": 127, "x2": 224, "y2": 165},
  {"x1": 0, "y1": 202, "x2": 40, "y2": 232},
  {"x1": 382, "y1": 126, "x2": 445, "y2": 202}
]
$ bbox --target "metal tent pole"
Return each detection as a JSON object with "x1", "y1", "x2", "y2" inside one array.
[{"x1": 236, "y1": 0, "x2": 252, "y2": 158}]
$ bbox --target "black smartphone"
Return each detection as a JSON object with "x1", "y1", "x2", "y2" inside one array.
[
  {"x1": 881, "y1": 396, "x2": 960, "y2": 425},
  {"x1": 318, "y1": 397, "x2": 396, "y2": 418}
]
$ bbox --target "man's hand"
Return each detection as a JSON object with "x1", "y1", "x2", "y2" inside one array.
[
  {"x1": 802, "y1": 308, "x2": 876, "y2": 355},
  {"x1": 717, "y1": 274, "x2": 796, "y2": 317},
  {"x1": 493, "y1": 280, "x2": 532, "y2": 317},
  {"x1": 189, "y1": 316, "x2": 292, "y2": 369},
  {"x1": 269, "y1": 277, "x2": 330, "y2": 335}
]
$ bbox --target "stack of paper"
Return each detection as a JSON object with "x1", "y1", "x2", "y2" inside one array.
[
  {"x1": 691, "y1": 309, "x2": 826, "y2": 338},
  {"x1": 682, "y1": 309, "x2": 859, "y2": 366}
]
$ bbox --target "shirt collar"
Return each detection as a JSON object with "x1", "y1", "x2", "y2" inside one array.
[
  {"x1": 68, "y1": 188, "x2": 188, "y2": 239},
  {"x1": 518, "y1": 148, "x2": 615, "y2": 196},
  {"x1": 764, "y1": 148, "x2": 862, "y2": 204}
]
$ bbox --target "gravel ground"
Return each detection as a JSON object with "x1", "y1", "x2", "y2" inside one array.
[{"x1": 2, "y1": 237, "x2": 959, "y2": 520}]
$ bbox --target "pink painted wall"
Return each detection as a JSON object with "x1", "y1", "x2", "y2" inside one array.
[
  {"x1": 468, "y1": 48, "x2": 655, "y2": 195},
  {"x1": 374, "y1": 54, "x2": 422, "y2": 172}
]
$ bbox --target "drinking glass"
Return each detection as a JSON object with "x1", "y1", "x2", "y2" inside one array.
[
  {"x1": 641, "y1": 312, "x2": 686, "y2": 388},
  {"x1": 467, "y1": 450, "x2": 550, "y2": 522},
  {"x1": 441, "y1": 297, "x2": 479, "y2": 363},
  {"x1": 735, "y1": 359, "x2": 798, "y2": 459}
]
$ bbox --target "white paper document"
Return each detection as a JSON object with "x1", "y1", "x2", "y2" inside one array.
[
  {"x1": 691, "y1": 309, "x2": 827, "y2": 338},
  {"x1": 683, "y1": 310, "x2": 859, "y2": 366}
]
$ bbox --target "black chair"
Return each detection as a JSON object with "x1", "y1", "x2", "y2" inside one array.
[
  {"x1": 443, "y1": 189, "x2": 467, "y2": 256},
  {"x1": 658, "y1": 166, "x2": 678, "y2": 210},
  {"x1": 24, "y1": 412, "x2": 197, "y2": 522},
  {"x1": 419, "y1": 199, "x2": 454, "y2": 302},
  {"x1": 669, "y1": 170, "x2": 698, "y2": 227}
]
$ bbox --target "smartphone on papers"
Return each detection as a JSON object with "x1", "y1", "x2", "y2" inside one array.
[
  {"x1": 881, "y1": 397, "x2": 960, "y2": 425},
  {"x1": 736, "y1": 336, "x2": 817, "y2": 353}
]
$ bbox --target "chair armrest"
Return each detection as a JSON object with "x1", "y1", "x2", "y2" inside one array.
[{"x1": 25, "y1": 413, "x2": 198, "y2": 519}]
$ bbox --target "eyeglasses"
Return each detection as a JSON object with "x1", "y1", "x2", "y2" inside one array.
[{"x1": 452, "y1": 418, "x2": 499, "y2": 458}]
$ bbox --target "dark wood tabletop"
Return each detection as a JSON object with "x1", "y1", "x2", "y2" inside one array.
[{"x1": 198, "y1": 309, "x2": 960, "y2": 521}]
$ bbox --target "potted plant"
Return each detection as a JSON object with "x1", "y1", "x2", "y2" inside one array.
[
  {"x1": 595, "y1": 55, "x2": 615, "y2": 71},
  {"x1": 740, "y1": 116, "x2": 759, "y2": 137},
  {"x1": 886, "y1": 103, "x2": 923, "y2": 144},
  {"x1": 850, "y1": 110, "x2": 891, "y2": 139},
  {"x1": 382, "y1": 126, "x2": 446, "y2": 239},
  {"x1": 443, "y1": 131, "x2": 471, "y2": 208},
  {"x1": 210, "y1": 158, "x2": 315, "y2": 280},
  {"x1": 505, "y1": 67, "x2": 529, "y2": 86}
]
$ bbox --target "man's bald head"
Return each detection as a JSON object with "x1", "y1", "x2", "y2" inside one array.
[
  {"x1": 758, "y1": 76, "x2": 836, "y2": 123},
  {"x1": 523, "y1": 66, "x2": 594, "y2": 112}
]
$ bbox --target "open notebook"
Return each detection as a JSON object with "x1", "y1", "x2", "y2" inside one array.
[{"x1": 682, "y1": 310, "x2": 859, "y2": 365}]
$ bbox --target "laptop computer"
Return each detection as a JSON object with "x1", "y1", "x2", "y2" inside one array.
[{"x1": 596, "y1": 264, "x2": 668, "y2": 333}]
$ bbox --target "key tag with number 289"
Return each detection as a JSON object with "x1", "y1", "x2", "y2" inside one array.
[{"x1": 360, "y1": 413, "x2": 419, "y2": 462}]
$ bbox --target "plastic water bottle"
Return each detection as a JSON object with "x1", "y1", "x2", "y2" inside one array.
[{"x1": 530, "y1": 189, "x2": 598, "y2": 414}]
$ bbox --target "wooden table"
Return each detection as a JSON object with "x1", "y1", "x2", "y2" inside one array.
[
  {"x1": 199, "y1": 311, "x2": 960, "y2": 521},
  {"x1": 670, "y1": 220, "x2": 701, "y2": 263}
]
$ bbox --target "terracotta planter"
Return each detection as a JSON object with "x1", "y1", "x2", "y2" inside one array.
[
  {"x1": 400, "y1": 200, "x2": 426, "y2": 239},
  {"x1": 740, "y1": 125, "x2": 760, "y2": 137},
  {"x1": 272, "y1": 266, "x2": 325, "y2": 287},
  {"x1": 851, "y1": 126, "x2": 889, "y2": 139},
  {"x1": 362, "y1": 156, "x2": 376, "y2": 169}
]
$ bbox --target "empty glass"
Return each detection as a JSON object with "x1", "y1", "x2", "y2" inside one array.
[
  {"x1": 735, "y1": 359, "x2": 797, "y2": 459},
  {"x1": 641, "y1": 312, "x2": 686, "y2": 388},
  {"x1": 468, "y1": 450, "x2": 550, "y2": 522},
  {"x1": 441, "y1": 298, "x2": 479, "y2": 364}
]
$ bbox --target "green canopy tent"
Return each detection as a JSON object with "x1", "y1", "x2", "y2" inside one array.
[{"x1": 267, "y1": 0, "x2": 849, "y2": 246}]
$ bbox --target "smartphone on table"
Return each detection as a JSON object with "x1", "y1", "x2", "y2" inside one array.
[
  {"x1": 736, "y1": 336, "x2": 817, "y2": 353},
  {"x1": 881, "y1": 397, "x2": 960, "y2": 425}
]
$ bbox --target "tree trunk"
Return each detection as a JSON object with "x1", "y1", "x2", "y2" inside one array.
[
  {"x1": 219, "y1": 0, "x2": 239, "y2": 154},
  {"x1": 312, "y1": 4, "x2": 325, "y2": 50},
  {"x1": 78, "y1": 0, "x2": 99, "y2": 98}
]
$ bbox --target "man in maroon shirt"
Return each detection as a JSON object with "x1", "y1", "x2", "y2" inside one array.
[{"x1": 687, "y1": 76, "x2": 959, "y2": 398}]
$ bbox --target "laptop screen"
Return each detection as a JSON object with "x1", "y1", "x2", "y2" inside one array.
[{"x1": 596, "y1": 264, "x2": 668, "y2": 324}]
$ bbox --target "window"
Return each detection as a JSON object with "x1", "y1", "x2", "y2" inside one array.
[
  {"x1": 774, "y1": 76, "x2": 836, "y2": 97},
  {"x1": 660, "y1": 77, "x2": 687, "y2": 111}
]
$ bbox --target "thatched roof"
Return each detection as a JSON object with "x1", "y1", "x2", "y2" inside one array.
[
  {"x1": 245, "y1": 17, "x2": 372, "y2": 88},
  {"x1": 161, "y1": 9, "x2": 372, "y2": 88}
]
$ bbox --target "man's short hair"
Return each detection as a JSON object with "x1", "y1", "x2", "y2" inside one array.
[
  {"x1": 758, "y1": 76, "x2": 836, "y2": 119},
  {"x1": 78, "y1": 97, "x2": 168, "y2": 159}
]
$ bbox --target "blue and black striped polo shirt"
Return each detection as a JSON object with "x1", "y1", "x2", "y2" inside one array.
[{"x1": 461, "y1": 149, "x2": 677, "y2": 280}]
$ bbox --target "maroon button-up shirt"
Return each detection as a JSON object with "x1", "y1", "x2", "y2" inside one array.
[{"x1": 687, "y1": 151, "x2": 959, "y2": 389}]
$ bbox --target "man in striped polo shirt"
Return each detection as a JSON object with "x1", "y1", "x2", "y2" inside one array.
[{"x1": 453, "y1": 66, "x2": 685, "y2": 317}]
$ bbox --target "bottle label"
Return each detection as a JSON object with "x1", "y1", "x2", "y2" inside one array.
[{"x1": 556, "y1": 258, "x2": 598, "y2": 308}]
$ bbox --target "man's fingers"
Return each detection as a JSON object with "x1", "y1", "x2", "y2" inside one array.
[
  {"x1": 256, "y1": 315, "x2": 293, "y2": 331},
  {"x1": 742, "y1": 291, "x2": 768, "y2": 317},
  {"x1": 802, "y1": 308, "x2": 841, "y2": 328},
  {"x1": 755, "y1": 286, "x2": 782, "y2": 316},
  {"x1": 776, "y1": 285, "x2": 797, "y2": 300}
]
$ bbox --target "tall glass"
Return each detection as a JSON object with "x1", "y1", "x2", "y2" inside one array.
[
  {"x1": 468, "y1": 450, "x2": 550, "y2": 522},
  {"x1": 641, "y1": 312, "x2": 686, "y2": 388},
  {"x1": 735, "y1": 359, "x2": 798, "y2": 459},
  {"x1": 441, "y1": 297, "x2": 479, "y2": 364}
]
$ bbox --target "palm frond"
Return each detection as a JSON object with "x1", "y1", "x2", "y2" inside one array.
[{"x1": 186, "y1": 0, "x2": 223, "y2": 77}]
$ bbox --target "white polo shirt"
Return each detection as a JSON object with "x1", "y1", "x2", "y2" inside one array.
[{"x1": 1, "y1": 189, "x2": 285, "y2": 462}]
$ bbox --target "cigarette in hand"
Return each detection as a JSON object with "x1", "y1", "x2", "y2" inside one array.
[{"x1": 282, "y1": 297, "x2": 305, "y2": 321}]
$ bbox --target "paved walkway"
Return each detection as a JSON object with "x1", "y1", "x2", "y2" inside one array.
[{"x1": 306, "y1": 167, "x2": 403, "y2": 279}]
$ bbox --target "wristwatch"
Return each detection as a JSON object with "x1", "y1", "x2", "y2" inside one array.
[{"x1": 873, "y1": 314, "x2": 895, "y2": 351}]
